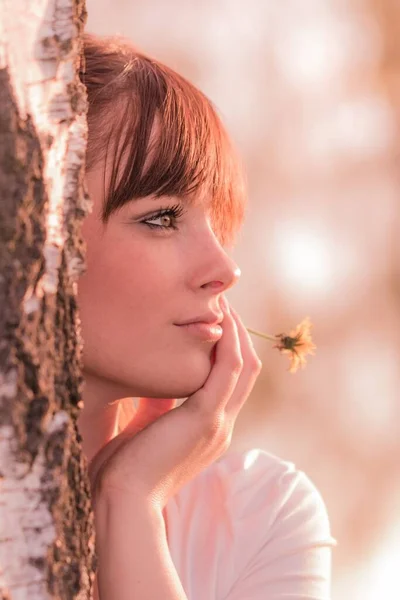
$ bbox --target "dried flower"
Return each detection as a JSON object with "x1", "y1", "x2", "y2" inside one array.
[{"x1": 246, "y1": 317, "x2": 316, "y2": 374}]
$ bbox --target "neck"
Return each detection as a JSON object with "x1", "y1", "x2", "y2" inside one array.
[{"x1": 77, "y1": 371, "x2": 128, "y2": 465}]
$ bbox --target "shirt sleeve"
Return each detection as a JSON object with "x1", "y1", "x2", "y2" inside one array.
[{"x1": 223, "y1": 450, "x2": 337, "y2": 600}]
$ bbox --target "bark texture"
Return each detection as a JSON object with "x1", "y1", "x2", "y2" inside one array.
[{"x1": 0, "y1": 1, "x2": 96, "y2": 598}]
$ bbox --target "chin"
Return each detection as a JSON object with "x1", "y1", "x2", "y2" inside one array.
[{"x1": 142, "y1": 352, "x2": 212, "y2": 398}]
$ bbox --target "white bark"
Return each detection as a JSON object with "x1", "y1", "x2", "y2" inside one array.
[{"x1": 0, "y1": 1, "x2": 94, "y2": 598}]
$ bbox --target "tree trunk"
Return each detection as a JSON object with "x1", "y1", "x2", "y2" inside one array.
[{"x1": 0, "y1": 2, "x2": 96, "y2": 598}]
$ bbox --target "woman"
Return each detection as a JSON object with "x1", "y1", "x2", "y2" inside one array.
[{"x1": 77, "y1": 32, "x2": 336, "y2": 600}]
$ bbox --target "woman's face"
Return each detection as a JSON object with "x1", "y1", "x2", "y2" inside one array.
[{"x1": 76, "y1": 164, "x2": 241, "y2": 401}]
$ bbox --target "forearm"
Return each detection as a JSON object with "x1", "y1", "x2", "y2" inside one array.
[{"x1": 93, "y1": 491, "x2": 188, "y2": 600}]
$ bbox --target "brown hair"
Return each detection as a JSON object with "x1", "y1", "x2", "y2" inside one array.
[
  {"x1": 79, "y1": 32, "x2": 247, "y2": 247},
  {"x1": 79, "y1": 32, "x2": 247, "y2": 432}
]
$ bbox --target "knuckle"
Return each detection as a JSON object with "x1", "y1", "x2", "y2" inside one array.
[
  {"x1": 202, "y1": 410, "x2": 228, "y2": 443},
  {"x1": 229, "y1": 353, "x2": 244, "y2": 374},
  {"x1": 220, "y1": 426, "x2": 233, "y2": 451},
  {"x1": 209, "y1": 410, "x2": 226, "y2": 434},
  {"x1": 212, "y1": 419, "x2": 233, "y2": 453},
  {"x1": 249, "y1": 354, "x2": 263, "y2": 373}
]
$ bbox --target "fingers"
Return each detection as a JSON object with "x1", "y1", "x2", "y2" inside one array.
[
  {"x1": 188, "y1": 296, "x2": 243, "y2": 414},
  {"x1": 226, "y1": 306, "x2": 262, "y2": 418},
  {"x1": 186, "y1": 297, "x2": 262, "y2": 422}
]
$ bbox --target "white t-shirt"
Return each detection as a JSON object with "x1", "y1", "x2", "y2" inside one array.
[{"x1": 164, "y1": 448, "x2": 337, "y2": 599}]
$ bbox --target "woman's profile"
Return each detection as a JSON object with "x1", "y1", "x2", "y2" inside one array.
[{"x1": 76, "y1": 32, "x2": 336, "y2": 600}]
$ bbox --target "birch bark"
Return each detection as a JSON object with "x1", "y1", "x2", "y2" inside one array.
[{"x1": 0, "y1": 1, "x2": 95, "y2": 598}]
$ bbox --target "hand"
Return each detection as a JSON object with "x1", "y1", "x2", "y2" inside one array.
[{"x1": 88, "y1": 297, "x2": 262, "y2": 512}]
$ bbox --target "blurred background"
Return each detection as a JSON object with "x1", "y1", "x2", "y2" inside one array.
[{"x1": 86, "y1": 1, "x2": 400, "y2": 598}]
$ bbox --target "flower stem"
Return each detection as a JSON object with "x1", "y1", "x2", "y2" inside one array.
[{"x1": 246, "y1": 327, "x2": 277, "y2": 343}]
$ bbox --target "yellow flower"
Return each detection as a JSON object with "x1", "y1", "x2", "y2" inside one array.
[{"x1": 246, "y1": 317, "x2": 316, "y2": 374}]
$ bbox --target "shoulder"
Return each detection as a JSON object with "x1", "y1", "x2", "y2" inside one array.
[
  {"x1": 213, "y1": 448, "x2": 336, "y2": 546},
  {"x1": 166, "y1": 448, "x2": 336, "y2": 599},
  {"x1": 215, "y1": 449, "x2": 336, "y2": 599},
  {"x1": 172, "y1": 447, "x2": 337, "y2": 556},
  {"x1": 174, "y1": 447, "x2": 336, "y2": 547},
  {"x1": 215, "y1": 449, "x2": 337, "y2": 598}
]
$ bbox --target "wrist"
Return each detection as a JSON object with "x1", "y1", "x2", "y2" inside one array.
[
  {"x1": 93, "y1": 482, "x2": 164, "y2": 529},
  {"x1": 92, "y1": 487, "x2": 184, "y2": 600}
]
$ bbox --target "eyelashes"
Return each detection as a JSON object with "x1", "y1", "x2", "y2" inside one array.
[{"x1": 141, "y1": 203, "x2": 186, "y2": 231}]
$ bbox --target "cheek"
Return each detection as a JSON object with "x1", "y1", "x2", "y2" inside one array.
[
  {"x1": 78, "y1": 216, "x2": 186, "y2": 349},
  {"x1": 112, "y1": 241, "x2": 183, "y2": 307},
  {"x1": 78, "y1": 238, "x2": 180, "y2": 333}
]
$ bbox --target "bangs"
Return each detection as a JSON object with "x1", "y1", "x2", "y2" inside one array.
[{"x1": 88, "y1": 44, "x2": 247, "y2": 247}]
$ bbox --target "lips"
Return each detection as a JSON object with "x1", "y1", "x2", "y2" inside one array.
[
  {"x1": 176, "y1": 312, "x2": 223, "y2": 327},
  {"x1": 176, "y1": 321, "x2": 223, "y2": 341}
]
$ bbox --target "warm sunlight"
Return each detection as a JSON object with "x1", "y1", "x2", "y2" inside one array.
[{"x1": 272, "y1": 220, "x2": 335, "y2": 295}]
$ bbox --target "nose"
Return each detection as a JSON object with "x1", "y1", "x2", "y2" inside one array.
[{"x1": 188, "y1": 233, "x2": 241, "y2": 293}]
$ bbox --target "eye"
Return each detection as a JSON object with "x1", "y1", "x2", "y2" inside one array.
[
  {"x1": 142, "y1": 204, "x2": 185, "y2": 231},
  {"x1": 147, "y1": 213, "x2": 173, "y2": 229}
]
